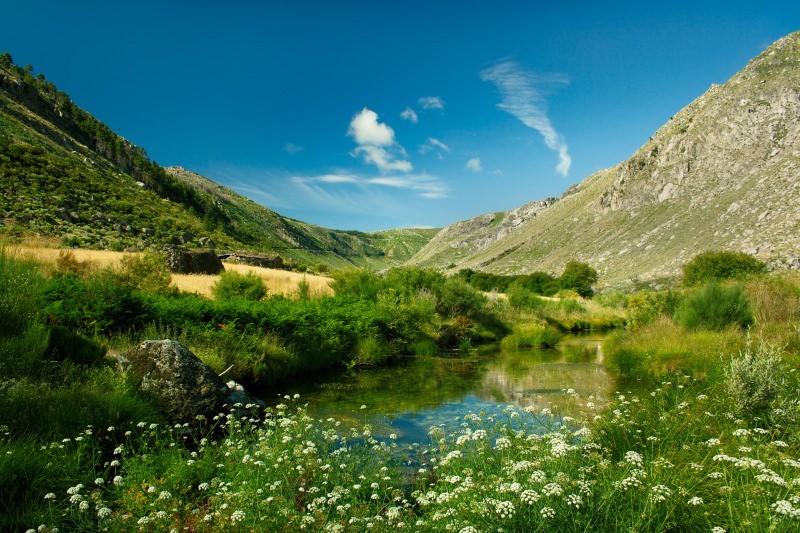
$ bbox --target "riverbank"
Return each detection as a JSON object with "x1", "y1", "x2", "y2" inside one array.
[{"x1": 3, "y1": 249, "x2": 800, "y2": 530}]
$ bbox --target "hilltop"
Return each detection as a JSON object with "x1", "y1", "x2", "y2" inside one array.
[
  {"x1": 0, "y1": 54, "x2": 436, "y2": 269},
  {"x1": 411, "y1": 32, "x2": 800, "y2": 288}
]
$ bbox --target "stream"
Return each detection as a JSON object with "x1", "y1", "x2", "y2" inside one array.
[{"x1": 264, "y1": 334, "x2": 615, "y2": 448}]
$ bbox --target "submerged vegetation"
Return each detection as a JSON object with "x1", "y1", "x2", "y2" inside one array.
[{"x1": 1, "y1": 247, "x2": 800, "y2": 531}]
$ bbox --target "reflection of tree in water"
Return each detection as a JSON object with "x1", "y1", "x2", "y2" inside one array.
[
  {"x1": 476, "y1": 338, "x2": 613, "y2": 417},
  {"x1": 266, "y1": 334, "x2": 614, "y2": 444}
]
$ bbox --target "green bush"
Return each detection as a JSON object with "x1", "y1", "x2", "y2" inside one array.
[
  {"x1": 43, "y1": 272, "x2": 149, "y2": 334},
  {"x1": 500, "y1": 324, "x2": 562, "y2": 351},
  {"x1": 46, "y1": 325, "x2": 106, "y2": 366},
  {"x1": 673, "y1": 281, "x2": 754, "y2": 331},
  {"x1": 211, "y1": 271, "x2": 267, "y2": 301},
  {"x1": 726, "y1": 338, "x2": 785, "y2": 417},
  {"x1": 116, "y1": 251, "x2": 172, "y2": 294},
  {"x1": 557, "y1": 260, "x2": 598, "y2": 298},
  {"x1": 625, "y1": 289, "x2": 682, "y2": 329},
  {"x1": 682, "y1": 251, "x2": 766, "y2": 286},
  {"x1": 330, "y1": 269, "x2": 385, "y2": 298},
  {"x1": 436, "y1": 277, "x2": 487, "y2": 318}
]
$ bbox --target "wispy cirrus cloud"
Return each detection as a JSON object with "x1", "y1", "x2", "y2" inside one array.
[
  {"x1": 419, "y1": 137, "x2": 450, "y2": 159},
  {"x1": 418, "y1": 96, "x2": 445, "y2": 110},
  {"x1": 348, "y1": 108, "x2": 412, "y2": 173},
  {"x1": 400, "y1": 106, "x2": 418, "y2": 123},
  {"x1": 480, "y1": 60, "x2": 572, "y2": 176},
  {"x1": 292, "y1": 172, "x2": 448, "y2": 199}
]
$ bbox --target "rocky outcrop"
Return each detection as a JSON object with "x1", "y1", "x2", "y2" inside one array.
[
  {"x1": 410, "y1": 32, "x2": 800, "y2": 285},
  {"x1": 119, "y1": 340, "x2": 263, "y2": 424},
  {"x1": 162, "y1": 245, "x2": 224, "y2": 274},
  {"x1": 219, "y1": 253, "x2": 283, "y2": 269}
]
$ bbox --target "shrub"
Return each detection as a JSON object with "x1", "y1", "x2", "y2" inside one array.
[
  {"x1": 500, "y1": 324, "x2": 562, "y2": 351},
  {"x1": 45, "y1": 325, "x2": 106, "y2": 366},
  {"x1": 558, "y1": 261, "x2": 598, "y2": 298},
  {"x1": 43, "y1": 272, "x2": 149, "y2": 334},
  {"x1": 353, "y1": 335, "x2": 389, "y2": 366},
  {"x1": 54, "y1": 249, "x2": 92, "y2": 276},
  {"x1": 212, "y1": 271, "x2": 267, "y2": 301},
  {"x1": 296, "y1": 278, "x2": 310, "y2": 300},
  {"x1": 116, "y1": 251, "x2": 172, "y2": 294},
  {"x1": 330, "y1": 269, "x2": 385, "y2": 299},
  {"x1": 726, "y1": 338, "x2": 784, "y2": 417},
  {"x1": 682, "y1": 251, "x2": 766, "y2": 286},
  {"x1": 673, "y1": 281, "x2": 754, "y2": 331},
  {"x1": 624, "y1": 289, "x2": 682, "y2": 329},
  {"x1": 436, "y1": 277, "x2": 487, "y2": 318}
]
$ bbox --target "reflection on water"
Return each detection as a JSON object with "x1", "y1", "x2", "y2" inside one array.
[{"x1": 265, "y1": 334, "x2": 613, "y2": 447}]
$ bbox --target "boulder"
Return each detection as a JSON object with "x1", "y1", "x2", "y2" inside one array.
[
  {"x1": 119, "y1": 340, "x2": 262, "y2": 424},
  {"x1": 162, "y1": 244, "x2": 224, "y2": 274}
]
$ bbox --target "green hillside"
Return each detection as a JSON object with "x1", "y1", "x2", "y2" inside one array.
[{"x1": 0, "y1": 53, "x2": 436, "y2": 269}]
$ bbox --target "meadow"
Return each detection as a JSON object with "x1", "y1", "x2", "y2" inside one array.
[
  {"x1": 1, "y1": 247, "x2": 799, "y2": 531},
  {"x1": 16, "y1": 245, "x2": 334, "y2": 298}
]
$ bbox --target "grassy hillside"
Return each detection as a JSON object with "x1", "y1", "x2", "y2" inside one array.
[{"x1": 0, "y1": 54, "x2": 436, "y2": 270}]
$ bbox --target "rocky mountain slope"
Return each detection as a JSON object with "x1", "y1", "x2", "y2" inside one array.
[
  {"x1": 412, "y1": 32, "x2": 800, "y2": 288},
  {"x1": 0, "y1": 54, "x2": 435, "y2": 269}
]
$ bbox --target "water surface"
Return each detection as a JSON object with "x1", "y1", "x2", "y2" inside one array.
[{"x1": 267, "y1": 334, "x2": 613, "y2": 447}]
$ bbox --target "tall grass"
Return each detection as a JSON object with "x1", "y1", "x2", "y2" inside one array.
[{"x1": 605, "y1": 319, "x2": 745, "y2": 381}]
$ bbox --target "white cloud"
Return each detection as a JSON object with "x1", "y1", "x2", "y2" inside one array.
[
  {"x1": 368, "y1": 174, "x2": 448, "y2": 198},
  {"x1": 348, "y1": 107, "x2": 412, "y2": 173},
  {"x1": 418, "y1": 96, "x2": 445, "y2": 110},
  {"x1": 292, "y1": 172, "x2": 448, "y2": 199},
  {"x1": 480, "y1": 60, "x2": 572, "y2": 176},
  {"x1": 353, "y1": 145, "x2": 413, "y2": 173},
  {"x1": 465, "y1": 157, "x2": 482, "y2": 172},
  {"x1": 400, "y1": 106, "x2": 418, "y2": 123},
  {"x1": 284, "y1": 143, "x2": 303, "y2": 154},
  {"x1": 348, "y1": 108, "x2": 396, "y2": 146},
  {"x1": 419, "y1": 137, "x2": 450, "y2": 158}
]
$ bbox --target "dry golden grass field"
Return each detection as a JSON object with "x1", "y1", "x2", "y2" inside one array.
[{"x1": 12, "y1": 245, "x2": 334, "y2": 299}]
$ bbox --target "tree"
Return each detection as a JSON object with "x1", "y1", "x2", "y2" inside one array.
[
  {"x1": 558, "y1": 261, "x2": 598, "y2": 298},
  {"x1": 0, "y1": 52, "x2": 12, "y2": 69}
]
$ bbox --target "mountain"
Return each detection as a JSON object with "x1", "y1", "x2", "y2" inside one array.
[
  {"x1": 0, "y1": 54, "x2": 436, "y2": 269},
  {"x1": 411, "y1": 32, "x2": 800, "y2": 288}
]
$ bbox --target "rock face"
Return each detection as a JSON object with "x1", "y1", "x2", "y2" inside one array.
[
  {"x1": 120, "y1": 340, "x2": 229, "y2": 424},
  {"x1": 410, "y1": 32, "x2": 800, "y2": 285},
  {"x1": 162, "y1": 245, "x2": 224, "y2": 274},
  {"x1": 218, "y1": 253, "x2": 283, "y2": 269}
]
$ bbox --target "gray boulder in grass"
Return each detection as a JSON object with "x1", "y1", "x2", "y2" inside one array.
[{"x1": 120, "y1": 340, "x2": 230, "y2": 424}]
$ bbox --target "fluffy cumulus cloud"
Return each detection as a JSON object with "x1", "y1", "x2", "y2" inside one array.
[
  {"x1": 465, "y1": 157, "x2": 482, "y2": 172},
  {"x1": 480, "y1": 60, "x2": 572, "y2": 176},
  {"x1": 400, "y1": 106, "x2": 418, "y2": 123},
  {"x1": 418, "y1": 96, "x2": 445, "y2": 110},
  {"x1": 348, "y1": 108, "x2": 412, "y2": 173}
]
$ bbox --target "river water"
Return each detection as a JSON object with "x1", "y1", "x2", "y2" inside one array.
[{"x1": 266, "y1": 334, "x2": 614, "y2": 448}]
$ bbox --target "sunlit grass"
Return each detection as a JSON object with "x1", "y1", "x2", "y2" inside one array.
[
  {"x1": 11, "y1": 245, "x2": 334, "y2": 299},
  {"x1": 172, "y1": 262, "x2": 333, "y2": 299}
]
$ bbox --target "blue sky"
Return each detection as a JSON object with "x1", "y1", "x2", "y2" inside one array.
[{"x1": 4, "y1": 2, "x2": 799, "y2": 231}]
